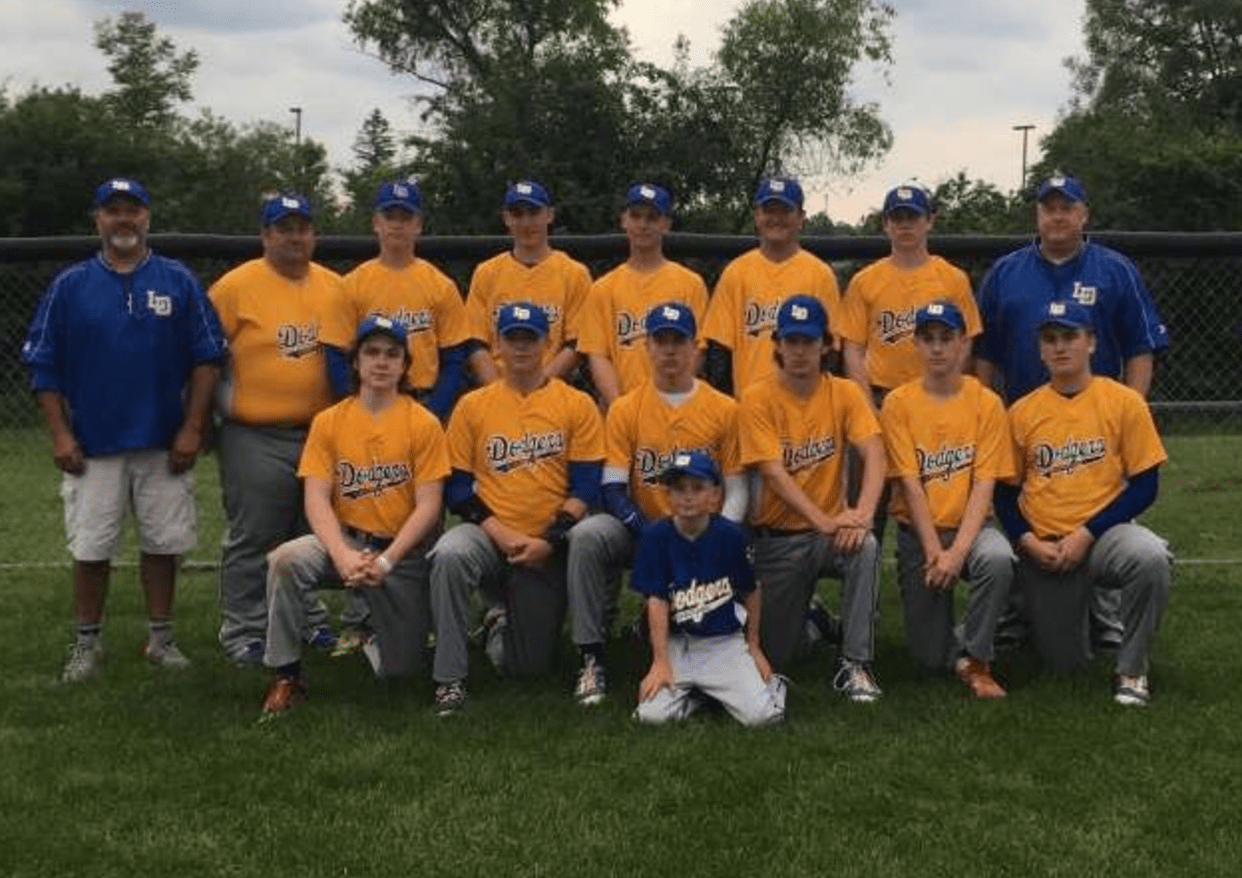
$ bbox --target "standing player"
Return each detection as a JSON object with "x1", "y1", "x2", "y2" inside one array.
[
  {"x1": 429, "y1": 303, "x2": 604, "y2": 715},
  {"x1": 22, "y1": 177, "x2": 227, "y2": 681},
  {"x1": 738, "y1": 296, "x2": 885, "y2": 701},
  {"x1": 880, "y1": 302, "x2": 1014, "y2": 699},
  {"x1": 321, "y1": 180, "x2": 473, "y2": 421},
  {"x1": 703, "y1": 177, "x2": 841, "y2": 396},
  {"x1": 464, "y1": 180, "x2": 592, "y2": 384},
  {"x1": 259, "y1": 316, "x2": 449, "y2": 719},
  {"x1": 633, "y1": 452, "x2": 785, "y2": 727},
  {"x1": 567, "y1": 302, "x2": 744, "y2": 706},
  {"x1": 976, "y1": 173, "x2": 1169, "y2": 650},
  {"x1": 210, "y1": 194, "x2": 341, "y2": 664},
  {"x1": 995, "y1": 301, "x2": 1170, "y2": 706},
  {"x1": 577, "y1": 182, "x2": 709, "y2": 408}
]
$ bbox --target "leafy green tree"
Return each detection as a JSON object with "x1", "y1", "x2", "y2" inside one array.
[
  {"x1": 94, "y1": 11, "x2": 199, "y2": 129},
  {"x1": 927, "y1": 172, "x2": 1029, "y2": 235}
]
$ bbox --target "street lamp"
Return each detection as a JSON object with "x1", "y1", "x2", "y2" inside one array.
[
  {"x1": 1012, "y1": 124, "x2": 1034, "y2": 191},
  {"x1": 289, "y1": 106, "x2": 303, "y2": 148}
]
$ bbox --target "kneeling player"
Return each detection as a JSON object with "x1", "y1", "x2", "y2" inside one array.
[
  {"x1": 259, "y1": 317, "x2": 450, "y2": 719},
  {"x1": 997, "y1": 301, "x2": 1171, "y2": 706},
  {"x1": 633, "y1": 452, "x2": 785, "y2": 726},
  {"x1": 880, "y1": 302, "x2": 1015, "y2": 699}
]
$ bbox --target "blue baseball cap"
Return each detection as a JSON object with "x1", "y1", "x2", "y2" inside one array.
[
  {"x1": 375, "y1": 180, "x2": 422, "y2": 213},
  {"x1": 660, "y1": 450, "x2": 722, "y2": 486},
  {"x1": 755, "y1": 177, "x2": 804, "y2": 209},
  {"x1": 356, "y1": 314, "x2": 408, "y2": 346},
  {"x1": 626, "y1": 182, "x2": 672, "y2": 215},
  {"x1": 93, "y1": 177, "x2": 150, "y2": 208},
  {"x1": 1039, "y1": 300, "x2": 1093, "y2": 331},
  {"x1": 774, "y1": 295, "x2": 828, "y2": 339},
  {"x1": 914, "y1": 301, "x2": 966, "y2": 332},
  {"x1": 503, "y1": 180, "x2": 553, "y2": 209},
  {"x1": 262, "y1": 194, "x2": 313, "y2": 225},
  {"x1": 645, "y1": 301, "x2": 696, "y2": 339},
  {"x1": 883, "y1": 183, "x2": 931, "y2": 216},
  {"x1": 1037, "y1": 173, "x2": 1087, "y2": 204},
  {"x1": 496, "y1": 301, "x2": 549, "y2": 337}
]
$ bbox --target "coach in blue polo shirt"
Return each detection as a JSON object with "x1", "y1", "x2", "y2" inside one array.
[
  {"x1": 975, "y1": 172, "x2": 1168, "y2": 404},
  {"x1": 22, "y1": 177, "x2": 227, "y2": 683},
  {"x1": 974, "y1": 172, "x2": 1169, "y2": 651}
]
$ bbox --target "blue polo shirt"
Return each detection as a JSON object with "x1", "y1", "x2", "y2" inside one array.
[
  {"x1": 22, "y1": 252, "x2": 227, "y2": 457},
  {"x1": 631, "y1": 515, "x2": 754, "y2": 637},
  {"x1": 976, "y1": 240, "x2": 1169, "y2": 402}
]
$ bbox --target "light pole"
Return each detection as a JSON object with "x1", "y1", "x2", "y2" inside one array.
[
  {"x1": 1012, "y1": 124, "x2": 1034, "y2": 191},
  {"x1": 289, "y1": 107, "x2": 303, "y2": 148}
]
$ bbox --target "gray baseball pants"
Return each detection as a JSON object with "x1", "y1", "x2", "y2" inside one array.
[
  {"x1": 566, "y1": 513, "x2": 632, "y2": 647},
  {"x1": 895, "y1": 523, "x2": 1015, "y2": 669},
  {"x1": 217, "y1": 421, "x2": 328, "y2": 656},
  {"x1": 263, "y1": 534, "x2": 431, "y2": 677},
  {"x1": 750, "y1": 530, "x2": 880, "y2": 671},
  {"x1": 428, "y1": 523, "x2": 568, "y2": 683},
  {"x1": 1019, "y1": 523, "x2": 1170, "y2": 676},
  {"x1": 634, "y1": 631, "x2": 786, "y2": 727}
]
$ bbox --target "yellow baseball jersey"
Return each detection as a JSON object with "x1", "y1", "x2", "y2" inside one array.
[
  {"x1": 299, "y1": 395, "x2": 450, "y2": 537},
  {"x1": 446, "y1": 378, "x2": 604, "y2": 537},
  {"x1": 739, "y1": 374, "x2": 880, "y2": 528},
  {"x1": 838, "y1": 255, "x2": 982, "y2": 390},
  {"x1": 703, "y1": 248, "x2": 840, "y2": 393},
  {"x1": 465, "y1": 250, "x2": 592, "y2": 370},
  {"x1": 605, "y1": 380, "x2": 742, "y2": 520},
  {"x1": 577, "y1": 261, "x2": 710, "y2": 395},
  {"x1": 321, "y1": 258, "x2": 470, "y2": 390},
  {"x1": 1008, "y1": 377, "x2": 1167, "y2": 538},
  {"x1": 879, "y1": 376, "x2": 1015, "y2": 528},
  {"x1": 209, "y1": 258, "x2": 342, "y2": 426}
]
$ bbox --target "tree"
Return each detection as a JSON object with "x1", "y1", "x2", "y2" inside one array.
[
  {"x1": 339, "y1": 108, "x2": 416, "y2": 232},
  {"x1": 94, "y1": 11, "x2": 199, "y2": 129},
  {"x1": 1040, "y1": 0, "x2": 1242, "y2": 230},
  {"x1": 926, "y1": 173, "x2": 1028, "y2": 235}
]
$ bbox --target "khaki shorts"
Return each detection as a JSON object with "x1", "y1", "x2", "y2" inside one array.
[{"x1": 60, "y1": 450, "x2": 197, "y2": 561}]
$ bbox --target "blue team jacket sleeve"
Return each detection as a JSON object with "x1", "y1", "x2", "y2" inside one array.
[
  {"x1": 182, "y1": 265, "x2": 228, "y2": 365},
  {"x1": 325, "y1": 346, "x2": 352, "y2": 398},
  {"x1": 424, "y1": 342, "x2": 472, "y2": 420},
  {"x1": 1084, "y1": 467, "x2": 1159, "y2": 538},
  {"x1": 568, "y1": 461, "x2": 602, "y2": 507},
  {"x1": 22, "y1": 268, "x2": 68, "y2": 394},
  {"x1": 975, "y1": 260, "x2": 1004, "y2": 365}
]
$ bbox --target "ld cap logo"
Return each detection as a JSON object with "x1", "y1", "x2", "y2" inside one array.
[
  {"x1": 791, "y1": 305, "x2": 808, "y2": 320},
  {"x1": 927, "y1": 303, "x2": 944, "y2": 315},
  {"x1": 375, "y1": 316, "x2": 395, "y2": 330},
  {"x1": 770, "y1": 180, "x2": 786, "y2": 192},
  {"x1": 517, "y1": 183, "x2": 532, "y2": 195},
  {"x1": 514, "y1": 306, "x2": 530, "y2": 320},
  {"x1": 674, "y1": 454, "x2": 692, "y2": 467},
  {"x1": 640, "y1": 185, "x2": 656, "y2": 199},
  {"x1": 111, "y1": 179, "x2": 132, "y2": 191},
  {"x1": 1050, "y1": 175, "x2": 1066, "y2": 187},
  {"x1": 394, "y1": 184, "x2": 408, "y2": 198},
  {"x1": 662, "y1": 306, "x2": 681, "y2": 320},
  {"x1": 897, "y1": 187, "x2": 912, "y2": 199},
  {"x1": 281, "y1": 197, "x2": 300, "y2": 209},
  {"x1": 1050, "y1": 302, "x2": 1066, "y2": 316}
]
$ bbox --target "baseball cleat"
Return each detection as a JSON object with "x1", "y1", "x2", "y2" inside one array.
[
  {"x1": 144, "y1": 639, "x2": 191, "y2": 670},
  {"x1": 574, "y1": 655, "x2": 607, "y2": 706},
  {"x1": 60, "y1": 640, "x2": 104, "y2": 684},
  {"x1": 832, "y1": 659, "x2": 882, "y2": 703},
  {"x1": 259, "y1": 676, "x2": 307, "y2": 721},
  {"x1": 230, "y1": 639, "x2": 266, "y2": 667},
  {"x1": 954, "y1": 655, "x2": 1006, "y2": 699},
  {"x1": 434, "y1": 680, "x2": 467, "y2": 716},
  {"x1": 1113, "y1": 674, "x2": 1150, "y2": 707},
  {"x1": 806, "y1": 595, "x2": 842, "y2": 648},
  {"x1": 305, "y1": 624, "x2": 339, "y2": 652}
]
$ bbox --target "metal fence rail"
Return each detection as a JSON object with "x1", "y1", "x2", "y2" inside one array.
[{"x1": 2, "y1": 231, "x2": 1238, "y2": 567}]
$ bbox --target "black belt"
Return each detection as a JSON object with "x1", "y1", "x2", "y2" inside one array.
[
  {"x1": 751, "y1": 526, "x2": 814, "y2": 539},
  {"x1": 343, "y1": 525, "x2": 393, "y2": 552}
]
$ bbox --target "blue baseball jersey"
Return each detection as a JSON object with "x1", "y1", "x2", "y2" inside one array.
[
  {"x1": 22, "y1": 253, "x2": 228, "y2": 457},
  {"x1": 976, "y1": 240, "x2": 1169, "y2": 402},
  {"x1": 631, "y1": 515, "x2": 754, "y2": 637}
]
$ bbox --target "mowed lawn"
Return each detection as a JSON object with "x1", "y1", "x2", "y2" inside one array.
[{"x1": 0, "y1": 433, "x2": 1239, "y2": 877}]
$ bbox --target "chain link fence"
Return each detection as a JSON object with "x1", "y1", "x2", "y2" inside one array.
[{"x1": 2, "y1": 231, "x2": 1238, "y2": 567}]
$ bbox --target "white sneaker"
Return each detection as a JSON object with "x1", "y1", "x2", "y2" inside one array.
[
  {"x1": 61, "y1": 640, "x2": 104, "y2": 683},
  {"x1": 574, "y1": 654, "x2": 606, "y2": 706},
  {"x1": 833, "y1": 659, "x2": 882, "y2": 703},
  {"x1": 1114, "y1": 674, "x2": 1150, "y2": 707},
  {"x1": 144, "y1": 639, "x2": 191, "y2": 670}
]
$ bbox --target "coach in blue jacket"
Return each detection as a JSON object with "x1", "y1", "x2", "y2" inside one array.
[{"x1": 22, "y1": 177, "x2": 228, "y2": 683}]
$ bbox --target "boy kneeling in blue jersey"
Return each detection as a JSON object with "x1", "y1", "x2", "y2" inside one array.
[{"x1": 633, "y1": 452, "x2": 785, "y2": 726}]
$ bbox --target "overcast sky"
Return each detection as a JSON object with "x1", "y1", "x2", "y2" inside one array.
[{"x1": 2, "y1": 0, "x2": 1087, "y2": 224}]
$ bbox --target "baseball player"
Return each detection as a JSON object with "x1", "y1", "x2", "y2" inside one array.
[
  {"x1": 577, "y1": 182, "x2": 710, "y2": 408},
  {"x1": 210, "y1": 193, "x2": 342, "y2": 664},
  {"x1": 703, "y1": 177, "x2": 840, "y2": 396},
  {"x1": 976, "y1": 172, "x2": 1169, "y2": 651},
  {"x1": 567, "y1": 301, "x2": 745, "y2": 706},
  {"x1": 738, "y1": 295, "x2": 885, "y2": 702},
  {"x1": 879, "y1": 301, "x2": 1015, "y2": 699},
  {"x1": 464, "y1": 180, "x2": 592, "y2": 384},
  {"x1": 21, "y1": 177, "x2": 227, "y2": 682},
  {"x1": 259, "y1": 316, "x2": 450, "y2": 719},
  {"x1": 321, "y1": 179, "x2": 473, "y2": 421},
  {"x1": 995, "y1": 300, "x2": 1170, "y2": 706},
  {"x1": 429, "y1": 302, "x2": 605, "y2": 715},
  {"x1": 632, "y1": 451, "x2": 785, "y2": 727}
]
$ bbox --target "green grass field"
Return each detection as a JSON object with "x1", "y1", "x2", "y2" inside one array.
[{"x1": 1, "y1": 434, "x2": 1239, "y2": 877}]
